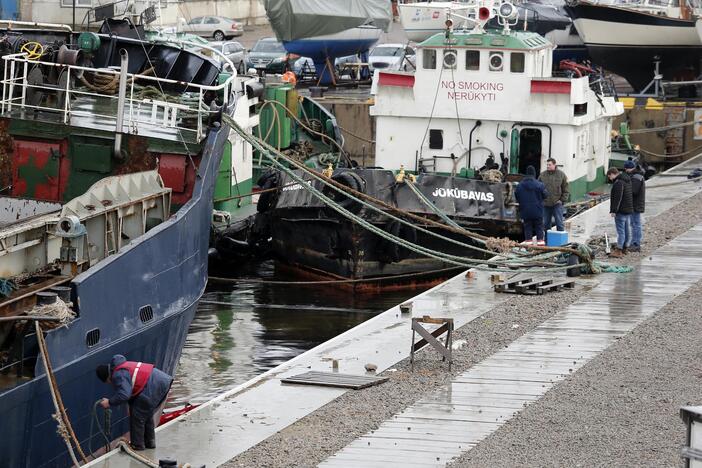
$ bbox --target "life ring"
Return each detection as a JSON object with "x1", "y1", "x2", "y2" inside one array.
[
  {"x1": 323, "y1": 170, "x2": 366, "y2": 213},
  {"x1": 256, "y1": 170, "x2": 281, "y2": 213}
]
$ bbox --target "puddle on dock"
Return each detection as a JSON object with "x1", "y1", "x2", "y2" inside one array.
[{"x1": 167, "y1": 260, "x2": 427, "y2": 408}]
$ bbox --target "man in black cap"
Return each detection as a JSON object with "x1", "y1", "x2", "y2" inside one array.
[
  {"x1": 96, "y1": 354, "x2": 173, "y2": 450},
  {"x1": 624, "y1": 160, "x2": 645, "y2": 251}
]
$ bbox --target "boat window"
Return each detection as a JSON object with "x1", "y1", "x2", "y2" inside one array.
[
  {"x1": 574, "y1": 103, "x2": 588, "y2": 116},
  {"x1": 429, "y1": 129, "x2": 443, "y2": 149},
  {"x1": 465, "y1": 50, "x2": 480, "y2": 71},
  {"x1": 511, "y1": 52, "x2": 525, "y2": 73},
  {"x1": 443, "y1": 50, "x2": 457, "y2": 70},
  {"x1": 489, "y1": 52, "x2": 504, "y2": 72},
  {"x1": 423, "y1": 49, "x2": 437, "y2": 69}
]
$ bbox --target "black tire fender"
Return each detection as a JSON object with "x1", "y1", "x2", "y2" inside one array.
[
  {"x1": 380, "y1": 219, "x2": 418, "y2": 263},
  {"x1": 323, "y1": 170, "x2": 366, "y2": 213},
  {"x1": 256, "y1": 171, "x2": 281, "y2": 213}
]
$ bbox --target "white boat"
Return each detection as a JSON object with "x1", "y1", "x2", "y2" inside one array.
[
  {"x1": 372, "y1": 0, "x2": 624, "y2": 200},
  {"x1": 399, "y1": 1, "x2": 477, "y2": 42}
]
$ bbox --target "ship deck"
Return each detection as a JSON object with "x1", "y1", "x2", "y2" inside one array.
[
  {"x1": 3, "y1": 93, "x2": 202, "y2": 146},
  {"x1": 87, "y1": 154, "x2": 702, "y2": 468}
]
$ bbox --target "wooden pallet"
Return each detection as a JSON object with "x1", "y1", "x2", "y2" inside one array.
[{"x1": 494, "y1": 277, "x2": 575, "y2": 295}]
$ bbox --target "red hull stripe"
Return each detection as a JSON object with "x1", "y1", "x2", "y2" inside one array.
[
  {"x1": 378, "y1": 72, "x2": 415, "y2": 88},
  {"x1": 530, "y1": 80, "x2": 571, "y2": 94}
]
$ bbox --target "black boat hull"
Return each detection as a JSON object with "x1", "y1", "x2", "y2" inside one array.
[
  {"x1": 255, "y1": 169, "x2": 521, "y2": 288},
  {"x1": 565, "y1": 3, "x2": 702, "y2": 91}
]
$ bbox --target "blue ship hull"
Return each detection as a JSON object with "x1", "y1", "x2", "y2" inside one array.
[
  {"x1": 283, "y1": 27, "x2": 382, "y2": 84},
  {"x1": 0, "y1": 116, "x2": 230, "y2": 467}
]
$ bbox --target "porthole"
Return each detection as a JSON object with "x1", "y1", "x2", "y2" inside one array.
[
  {"x1": 443, "y1": 50, "x2": 457, "y2": 69},
  {"x1": 489, "y1": 52, "x2": 503, "y2": 72}
]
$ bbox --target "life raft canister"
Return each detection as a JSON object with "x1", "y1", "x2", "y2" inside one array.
[{"x1": 113, "y1": 361, "x2": 154, "y2": 397}]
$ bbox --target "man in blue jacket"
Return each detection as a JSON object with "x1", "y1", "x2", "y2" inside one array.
[
  {"x1": 96, "y1": 354, "x2": 173, "y2": 450},
  {"x1": 515, "y1": 166, "x2": 548, "y2": 243}
]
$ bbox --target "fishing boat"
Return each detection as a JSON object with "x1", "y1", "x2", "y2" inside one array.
[
  {"x1": 564, "y1": 0, "x2": 702, "y2": 92},
  {"x1": 0, "y1": 18, "x2": 259, "y2": 467},
  {"x1": 263, "y1": 0, "x2": 392, "y2": 84},
  {"x1": 252, "y1": 0, "x2": 622, "y2": 288}
]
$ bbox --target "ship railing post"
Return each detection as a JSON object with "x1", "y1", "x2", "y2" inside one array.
[
  {"x1": 20, "y1": 60, "x2": 27, "y2": 109},
  {"x1": 2, "y1": 58, "x2": 7, "y2": 114},
  {"x1": 129, "y1": 74, "x2": 135, "y2": 132},
  {"x1": 8, "y1": 58, "x2": 15, "y2": 112},
  {"x1": 63, "y1": 66, "x2": 71, "y2": 124}
]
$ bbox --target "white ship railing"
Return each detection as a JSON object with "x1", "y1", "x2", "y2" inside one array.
[{"x1": 0, "y1": 53, "x2": 236, "y2": 141}]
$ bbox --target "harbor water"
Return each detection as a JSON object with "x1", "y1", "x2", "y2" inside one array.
[{"x1": 167, "y1": 261, "x2": 427, "y2": 408}]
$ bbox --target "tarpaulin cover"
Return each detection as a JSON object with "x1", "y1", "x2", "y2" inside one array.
[{"x1": 263, "y1": 0, "x2": 392, "y2": 41}]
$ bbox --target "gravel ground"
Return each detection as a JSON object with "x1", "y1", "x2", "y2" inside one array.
[
  {"x1": 225, "y1": 191, "x2": 702, "y2": 468},
  {"x1": 450, "y1": 277, "x2": 702, "y2": 467}
]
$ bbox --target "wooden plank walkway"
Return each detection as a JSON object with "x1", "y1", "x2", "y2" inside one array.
[{"x1": 322, "y1": 224, "x2": 702, "y2": 467}]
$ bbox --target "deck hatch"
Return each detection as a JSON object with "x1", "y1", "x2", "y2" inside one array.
[{"x1": 281, "y1": 371, "x2": 388, "y2": 390}]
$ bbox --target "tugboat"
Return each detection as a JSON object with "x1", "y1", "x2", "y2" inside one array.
[
  {"x1": 0, "y1": 18, "x2": 259, "y2": 467},
  {"x1": 253, "y1": 0, "x2": 622, "y2": 289}
]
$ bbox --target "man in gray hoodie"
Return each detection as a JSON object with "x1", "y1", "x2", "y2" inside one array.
[{"x1": 539, "y1": 158, "x2": 570, "y2": 231}]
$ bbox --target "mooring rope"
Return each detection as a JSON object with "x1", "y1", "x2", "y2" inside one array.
[{"x1": 35, "y1": 322, "x2": 88, "y2": 465}]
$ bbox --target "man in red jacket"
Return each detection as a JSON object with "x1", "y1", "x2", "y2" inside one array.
[{"x1": 96, "y1": 354, "x2": 173, "y2": 450}]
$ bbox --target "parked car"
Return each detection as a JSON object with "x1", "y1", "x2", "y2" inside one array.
[
  {"x1": 246, "y1": 37, "x2": 315, "y2": 78},
  {"x1": 210, "y1": 40, "x2": 248, "y2": 73},
  {"x1": 183, "y1": 16, "x2": 243, "y2": 41},
  {"x1": 369, "y1": 44, "x2": 416, "y2": 72}
]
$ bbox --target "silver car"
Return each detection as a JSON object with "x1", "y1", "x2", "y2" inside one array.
[
  {"x1": 210, "y1": 41, "x2": 248, "y2": 73},
  {"x1": 369, "y1": 44, "x2": 416, "y2": 72},
  {"x1": 184, "y1": 16, "x2": 243, "y2": 41}
]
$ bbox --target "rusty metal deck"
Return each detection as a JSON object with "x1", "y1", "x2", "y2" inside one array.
[{"x1": 321, "y1": 223, "x2": 702, "y2": 467}]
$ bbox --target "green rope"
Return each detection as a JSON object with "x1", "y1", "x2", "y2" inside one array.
[
  {"x1": 592, "y1": 263, "x2": 634, "y2": 274},
  {"x1": 224, "y1": 114, "x2": 587, "y2": 273},
  {"x1": 89, "y1": 400, "x2": 112, "y2": 457}
]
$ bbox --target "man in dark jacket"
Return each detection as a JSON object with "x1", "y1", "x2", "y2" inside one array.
[
  {"x1": 539, "y1": 158, "x2": 570, "y2": 232},
  {"x1": 624, "y1": 160, "x2": 645, "y2": 251},
  {"x1": 606, "y1": 167, "x2": 633, "y2": 257},
  {"x1": 97, "y1": 354, "x2": 173, "y2": 450},
  {"x1": 515, "y1": 166, "x2": 548, "y2": 242}
]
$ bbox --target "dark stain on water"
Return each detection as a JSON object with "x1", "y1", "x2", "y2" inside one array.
[{"x1": 168, "y1": 261, "x2": 427, "y2": 407}]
